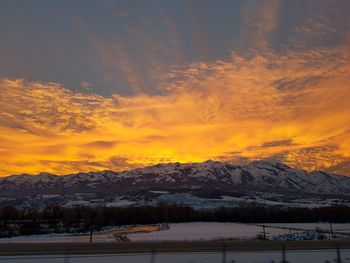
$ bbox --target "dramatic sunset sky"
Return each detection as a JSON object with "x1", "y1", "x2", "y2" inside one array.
[{"x1": 1, "y1": 0, "x2": 350, "y2": 176}]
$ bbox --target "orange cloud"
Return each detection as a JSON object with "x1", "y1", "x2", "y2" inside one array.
[{"x1": 1, "y1": 45, "x2": 350, "y2": 176}]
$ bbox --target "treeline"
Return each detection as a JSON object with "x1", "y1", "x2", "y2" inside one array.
[{"x1": 1, "y1": 203, "x2": 350, "y2": 237}]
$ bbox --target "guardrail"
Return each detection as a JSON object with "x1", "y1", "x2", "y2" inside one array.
[{"x1": 0, "y1": 240, "x2": 349, "y2": 263}]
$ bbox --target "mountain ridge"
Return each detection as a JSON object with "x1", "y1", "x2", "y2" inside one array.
[{"x1": 1, "y1": 160, "x2": 350, "y2": 197}]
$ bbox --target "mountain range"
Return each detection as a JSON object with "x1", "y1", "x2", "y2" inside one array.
[{"x1": 1, "y1": 160, "x2": 350, "y2": 208}]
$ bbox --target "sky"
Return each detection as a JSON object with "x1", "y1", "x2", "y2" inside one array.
[{"x1": 1, "y1": 0, "x2": 350, "y2": 176}]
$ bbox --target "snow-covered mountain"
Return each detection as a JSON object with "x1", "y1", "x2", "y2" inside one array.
[{"x1": 1, "y1": 160, "x2": 350, "y2": 199}]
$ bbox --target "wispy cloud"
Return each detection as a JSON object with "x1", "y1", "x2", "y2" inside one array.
[
  {"x1": 239, "y1": 0, "x2": 281, "y2": 49},
  {"x1": 1, "y1": 43, "x2": 350, "y2": 175}
]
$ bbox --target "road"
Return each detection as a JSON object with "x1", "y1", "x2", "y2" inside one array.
[
  {"x1": 0, "y1": 250, "x2": 349, "y2": 263},
  {"x1": 0, "y1": 240, "x2": 350, "y2": 255}
]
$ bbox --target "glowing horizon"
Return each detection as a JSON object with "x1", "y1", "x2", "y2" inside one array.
[{"x1": 1, "y1": 0, "x2": 350, "y2": 176}]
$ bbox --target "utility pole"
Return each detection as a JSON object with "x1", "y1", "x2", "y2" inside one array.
[
  {"x1": 330, "y1": 222, "x2": 334, "y2": 238},
  {"x1": 89, "y1": 227, "x2": 93, "y2": 243},
  {"x1": 262, "y1": 225, "x2": 266, "y2": 240}
]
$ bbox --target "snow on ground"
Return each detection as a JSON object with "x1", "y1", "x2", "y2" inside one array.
[
  {"x1": 220, "y1": 195, "x2": 345, "y2": 208},
  {"x1": 274, "y1": 232, "x2": 326, "y2": 241},
  {"x1": 128, "y1": 222, "x2": 286, "y2": 241},
  {"x1": 63, "y1": 200, "x2": 91, "y2": 207},
  {"x1": 104, "y1": 199, "x2": 136, "y2": 207},
  {"x1": 263, "y1": 223, "x2": 350, "y2": 232},
  {"x1": 0, "y1": 222, "x2": 349, "y2": 243},
  {"x1": 149, "y1": 190, "x2": 170, "y2": 194}
]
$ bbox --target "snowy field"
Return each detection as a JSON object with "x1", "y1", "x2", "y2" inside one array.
[
  {"x1": 1, "y1": 250, "x2": 350, "y2": 263},
  {"x1": 0, "y1": 222, "x2": 349, "y2": 243},
  {"x1": 128, "y1": 222, "x2": 282, "y2": 241}
]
